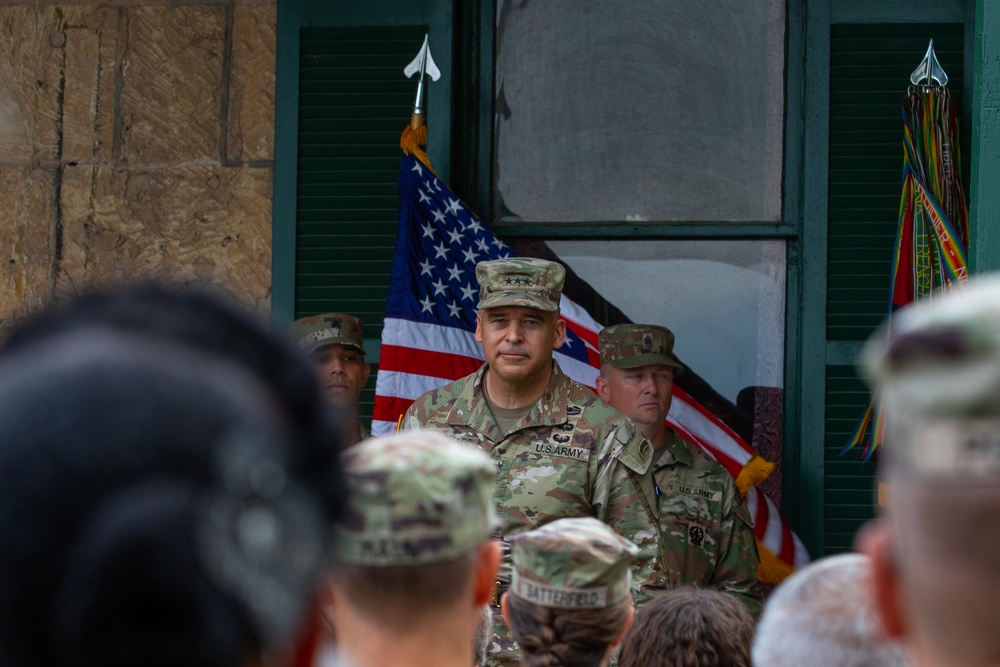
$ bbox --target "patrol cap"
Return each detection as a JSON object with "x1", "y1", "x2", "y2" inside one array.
[
  {"x1": 476, "y1": 258, "x2": 565, "y2": 312},
  {"x1": 862, "y1": 275, "x2": 1000, "y2": 479},
  {"x1": 333, "y1": 431, "x2": 498, "y2": 566},
  {"x1": 599, "y1": 323, "x2": 683, "y2": 370},
  {"x1": 509, "y1": 517, "x2": 638, "y2": 610},
  {"x1": 288, "y1": 313, "x2": 364, "y2": 357}
]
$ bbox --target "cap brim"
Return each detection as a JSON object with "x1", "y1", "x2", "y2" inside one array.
[
  {"x1": 610, "y1": 353, "x2": 683, "y2": 371},
  {"x1": 302, "y1": 340, "x2": 366, "y2": 357},
  {"x1": 477, "y1": 294, "x2": 559, "y2": 312}
]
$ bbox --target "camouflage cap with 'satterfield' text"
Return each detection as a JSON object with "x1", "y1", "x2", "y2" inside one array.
[
  {"x1": 599, "y1": 323, "x2": 683, "y2": 370},
  {"x1": 288, "y1": 312, "x2": 364, "y2": 357},
  {"x1": 509, "y1": 517, "x2": 639, "y2": 609},
  {"x1": 333, "y1": 430, "x2": 498, "y2": 566},
  {"x1": 862, "y1": 274, "x2": 1000, "y2": 480},
  {"x1": 476, "y1": 258, "x2": 565, "y2": 312}
]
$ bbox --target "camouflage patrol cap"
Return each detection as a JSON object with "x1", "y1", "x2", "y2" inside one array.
[
  {"x1": 599, "y1": 323, "x2": 683, "y2": 370},
  {"x1": 476, "y1": 258, "x2": 565, "y2": 312},
  {"x1": 333, "y1": 431, "x2": 498, "y2": 566},
  {"x1": 862, "y1": 275, "x2": 1000, "y2": 479},
  {"x1": 509, "y1": 517, "x2": 639, "y2": 609},
  {"x1": 288, "y1": 312, "x2": 364, "y2": 357}
]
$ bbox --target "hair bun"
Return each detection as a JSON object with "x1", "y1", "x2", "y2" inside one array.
[{"x1": 52, "y1": 480, "x2": 247, "y2": 667}]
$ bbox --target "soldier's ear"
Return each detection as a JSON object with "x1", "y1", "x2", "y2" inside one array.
[
  {"x1": 858, "y1": 520, "x2": 907, "y2": 639},
  {"x1": 595, "y1": 374, "x2": 610, "y2": 402},
  {"x1": 552, "y1": 317, "x2": 566, "y2": 349},
  {"x1": 474, "y1": 312, "x2": 484, "y2": 343},
  {"x1": 499, "y1": 592, "x2": 512, "y2": 629},
  {"x1": 362, "y1": 362, "x2": 371, "y2": 385},
  {"x1": 473, "y1": 540, "x2": 502, "y2": 607}
]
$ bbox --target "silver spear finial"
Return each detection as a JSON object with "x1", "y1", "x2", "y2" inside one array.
[{"x1": 404, "y1": 34, "x2": 441, "y2": 127}]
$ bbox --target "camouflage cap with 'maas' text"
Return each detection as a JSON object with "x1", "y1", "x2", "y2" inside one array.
[
  {"x1": 509, "y1": 517, "x2": 639, "y2": 609},
  {"x1": 333, "y1": 430, "x2": 498, "y2": 566},
  {"x1": 476, "y1": 258, "x2": 565, "y2": 312},
  {"x1": 599, "y1": 323, "x2": 683, "y2": 370},
  {"x1": 288, "y1": 312, "x2": 364, "y2": 357},
  {"x1": 862, "y1": 275, "x2": 1000, "y2": 480}
]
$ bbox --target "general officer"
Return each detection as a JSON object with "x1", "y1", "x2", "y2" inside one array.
[
  {"x1": 595, "y1": 323, "x2": 762, "y2": 615},
  {"x1": 401, "y1": 257, "x2": 664, "y2": 667},
  {"x1": 289, "y1": 312, "x2": 370, "y2": 446}
]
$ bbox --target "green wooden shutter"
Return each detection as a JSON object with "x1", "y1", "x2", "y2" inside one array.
[
  {"x1": 295, "y1": 26, "x2": 426, "y2": 421},
  {"x1": 824, "y1": 24, "x2": 964, "y2": 555}
]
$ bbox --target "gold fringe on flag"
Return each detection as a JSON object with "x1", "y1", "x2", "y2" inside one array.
[
  {"x1": 400, "y1": 115, "x2": 436, "y2": 175},
  {"x1": 735, "y1": 454, "x2": 776, "y2": 496},
  {"x1": 756, "y1": 539, "x2": 796, "y2": 584}
]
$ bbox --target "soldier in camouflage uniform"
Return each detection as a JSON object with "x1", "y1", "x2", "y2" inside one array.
[
  {"x1": 596, "y1": 323, "x2": 762, "y2": 615},
  {"x1": 500, "y1": 517, "x2": 638, "y2": 667},
  {"x1": 289, "y1": 312, "x2": 370, "y2": 446},
  {"x1": 327, "y1": 430, "x2": 501, "y2": 667},
  {"x1": 401, "y1": 258, "x2": 665, "y2": 667}
]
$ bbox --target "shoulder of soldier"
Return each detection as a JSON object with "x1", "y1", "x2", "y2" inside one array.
[
  {"x1": 678, "y1": 436, "x2": 733, "y2": 476},
  {"x1": 405, "y1": 375, "x2": 470, "y2": 422},
  {"x1": 557, "y1": 376, "x2": 651, "y2": 469},
  {"x1": 558, "y1": 375, "x2": 632, "y2": 433}
]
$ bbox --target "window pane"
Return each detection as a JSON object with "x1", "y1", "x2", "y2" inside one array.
[
  {"x1": 547, "y1": 240, "x2": 785, "y2": 403},
  {"x1": 494, "y1": 2, "x2": 785, "y2": 224},
  {"x1": 541, "y1": 239, "x2": 786, "y2": 487}
]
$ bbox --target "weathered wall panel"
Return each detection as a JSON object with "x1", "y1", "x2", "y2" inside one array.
[
  {"x1": 229, "y1": 3, "x2": 275, "y2": 163},
  {"x1": 120, "y1": 6, "x2": 226, "y2": 163},
  {"x1": 61, "y1": 6, "x2": 118, "y2": 163},
  {"x1": 0, "y1": 0, "x2": 276, "y2": 328},
  {"x1": 56, "y1": 163, "x2": 271, "y2": 309},
  {"x1": 0, "y1": 7, "x2": 62, "y2": 162},
  {"x1": 0, "y1": 168, "x2": 55, "y2": 329}
]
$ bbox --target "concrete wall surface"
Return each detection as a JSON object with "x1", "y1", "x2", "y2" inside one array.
[{"x1": 0, "y1": 0, "x2": 276, "y2": 331}]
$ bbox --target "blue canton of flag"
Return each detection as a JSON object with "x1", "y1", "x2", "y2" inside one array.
[{"x1": 385, "y1": 155, "x2": 588, "y2": 358}]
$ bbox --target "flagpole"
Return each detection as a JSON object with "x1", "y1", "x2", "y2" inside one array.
[{"x1": 401, "y1": 34, "x2": 440, "y2": 169}]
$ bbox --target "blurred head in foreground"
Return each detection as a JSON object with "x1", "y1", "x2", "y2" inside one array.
[
  {"x1": 617, "y1": 586, "x2": 753, "y2": 667},
  {"x1": 501, "y1": 517, "x2": 637, "y2": 667},
  {"x1": 752, "y1": 554, "x2": 910, "y2": 667},
  {"x1": 860, "y1": 274, "x2": 1000, "y2": 667},
  {"x1": 0, "y1": 330, "x2": 344, "y2": 667},
  {"x1": 327, "y1": 431, "x2": 500, "y2": 667},
  {"x1": 0, "y1": 282, "x2": 346, "y2": 512}
]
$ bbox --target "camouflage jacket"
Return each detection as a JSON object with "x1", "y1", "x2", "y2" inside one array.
[
  {"x1": 402, "y1": 361, "x2": 666, "y2": 666},
  {"x1": 653, "y1": 430, "x2": 762, "y2": 615}
]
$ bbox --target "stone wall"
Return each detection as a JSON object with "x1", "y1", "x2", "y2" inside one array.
[{"x1": 0, "y1": 0, "x2": 276, "y2": 331}]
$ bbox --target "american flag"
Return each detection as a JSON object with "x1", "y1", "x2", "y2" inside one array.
[{"x1": 373, "y1": 153, "x2": 809, "y2": 576}]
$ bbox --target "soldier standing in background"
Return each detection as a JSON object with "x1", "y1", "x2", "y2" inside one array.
[
  {"x1": 289, "y1": 312, "x2": 370, "y2": 446},
  {"x1": 596, "y1": 323, "x2": 762, "y2": 615},
  {"x1": 326, "y1": 431, "x2": 501, "y2": 667},
  {"x1": 402, "y1": 257, "x2": 664, "y2": 667}
]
